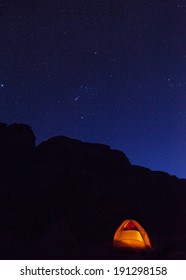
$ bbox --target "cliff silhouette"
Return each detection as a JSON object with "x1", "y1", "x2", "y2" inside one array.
[{"x1": 0, "y1": 122, "x2": 186, "y2": 259}]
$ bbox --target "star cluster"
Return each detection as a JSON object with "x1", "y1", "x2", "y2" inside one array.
[{"x1": 0, "y1": 0, "x2": 185, "y2": 177}]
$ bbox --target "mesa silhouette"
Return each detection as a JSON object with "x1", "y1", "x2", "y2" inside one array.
[{"x1": 0, "y1": 122, "x2": 186, "y2": 259}]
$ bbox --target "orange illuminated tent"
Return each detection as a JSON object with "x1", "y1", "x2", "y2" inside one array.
[{"x1": 113, "y1": 219, "x2": 152, "y2": 252}]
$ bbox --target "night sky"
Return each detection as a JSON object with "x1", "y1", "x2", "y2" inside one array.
[{"x1": 0, "y1": 0, "x2": 185, "y2": 178}]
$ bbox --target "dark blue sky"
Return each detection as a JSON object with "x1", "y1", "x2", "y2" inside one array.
[{"x1": 0, "y1": 0, "x2": 185, "y2": 178}]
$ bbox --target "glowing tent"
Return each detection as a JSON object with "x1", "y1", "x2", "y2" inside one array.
[{"x1": 113, "y1": 219, "x2": 152, "y2": 252}]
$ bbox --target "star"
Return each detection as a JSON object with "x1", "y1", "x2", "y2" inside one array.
[
  {"x1": 74, "y1": 96, "x2": 80, "y2": 102},
  {"x1": 1, "y1": 84, "x2": 4, "y2": 87}
]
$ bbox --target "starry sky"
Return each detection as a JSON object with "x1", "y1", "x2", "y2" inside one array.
[{"x1": 0, "y1": 0, "x2": 185, "y2": 178}]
